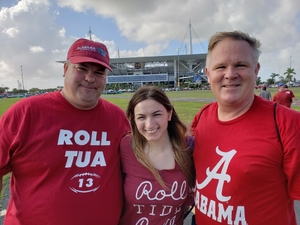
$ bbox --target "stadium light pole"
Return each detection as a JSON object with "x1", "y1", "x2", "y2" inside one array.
[
  {"x1": 20, "y1": 65, "x2": 24, "y2": 90},
  {"x1": 176, "y1": 48, "x2": 180, "y2": 88},
  {"x1": 289, "y1": 55, "x2": 292, "y2": 83}
]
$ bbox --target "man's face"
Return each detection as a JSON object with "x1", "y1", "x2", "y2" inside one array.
[
  {"x1": 62, "y1": 61, "x2": 107, "y2": 110},
  {"x1": 205, "y1": 38, "x2": 260, "y2": 108}
]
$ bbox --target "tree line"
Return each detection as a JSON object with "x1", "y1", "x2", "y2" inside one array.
[
  {"x1": 257, "y1": 67, "x2": 297, "y2": 86},
  {"x1": 0, "y1": 87, "x2": 62, "y2": 95},
  {"x1": 0, "y1": 67, "x2": 297, "y2": 94}
]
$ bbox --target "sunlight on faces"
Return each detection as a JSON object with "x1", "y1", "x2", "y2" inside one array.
[
  {"x1": 134, "y1": 99, "x2": 172, "y2": 142},
  {"x1": 206, "y1": 38, "x2": 260, "y2": 107},
  {"x1": 63, "y1": 62, "x2": 107, "y2": 110}
]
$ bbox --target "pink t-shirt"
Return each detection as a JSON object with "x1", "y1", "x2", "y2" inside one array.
[
  {"x1": 0, "y1": 91, "x2": 131, "y2": 225},
  {"x1": 190, "y1": 96, "x2": 300, "y2": 225},
  {"x1": 119, "y1": 135, "x2": 191, "y2": 225}
]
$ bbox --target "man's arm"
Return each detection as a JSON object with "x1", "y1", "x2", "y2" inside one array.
[{"x1": 289, "y1": 90, "x2": 297, "y2": 103}]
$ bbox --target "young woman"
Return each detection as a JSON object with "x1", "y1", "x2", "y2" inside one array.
[{"x1": 119, "y1": 86, "x2": 195, "y2": 225}]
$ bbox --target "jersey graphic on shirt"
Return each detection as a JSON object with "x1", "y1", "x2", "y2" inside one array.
[
  {"x1": 196, "y1": 146, "x2": 236, "y2": 202},
  {"x1": 69, "y1": 173, "x2": 101, "y2": 193},
  {"x1": 134, "y1": 180, "x2": 187, "y2": 224},
  {"x1": 57, "y1": 129, "x2": 111, "y2": 194},
  {"x1": 194, "y1": 146, "x2": 247, "y2": 225}
]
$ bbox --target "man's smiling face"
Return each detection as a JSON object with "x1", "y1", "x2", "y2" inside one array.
[{"x1": 205, "y1": 37, "x2": 260, "y2": 108}]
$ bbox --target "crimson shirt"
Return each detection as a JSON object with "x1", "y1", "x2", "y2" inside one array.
[
  {"x1": 273, "y1": 91, "x2": 293, "y2": 107},
  {"x1": 119, "y1": 135, "x2": 192, "y2": 225},
  {"x1": 0, "y1": 92, "x2": 130, "y2": 225},
  {"x1": 190, "y1": 96, "x2": 300, "y2": 225}
]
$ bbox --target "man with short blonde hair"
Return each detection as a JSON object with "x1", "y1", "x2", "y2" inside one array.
[{"x1": 191, "y1": 30, "x2": 300, "y2": 225}]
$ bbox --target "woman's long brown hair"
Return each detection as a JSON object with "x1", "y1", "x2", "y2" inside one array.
[{"x1": 126, "y1": 86, "x2": 195, "y2": 189}]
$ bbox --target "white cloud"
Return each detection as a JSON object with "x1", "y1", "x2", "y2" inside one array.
[
  {"x1": 53, "y1": 9, "x2": 59, "y2": 15},
  {"x1": 0, "y1": 0, "x2": 68, "y2": 89},
  {"x1": 52, "y1": 49, "x2": 60, "y2": 54},
  {"x1": 2, "y1": 27, "x2": 20, "y2": 37},
  {"x1": 29, "y1": 46, "x2": 44, "y2": 53},
  {"x1": 59, "y1": 27, "x2": 66, "y2": 37},
  {"x1": 0, "y1": 60, "x2": 14, "y2": 75}
]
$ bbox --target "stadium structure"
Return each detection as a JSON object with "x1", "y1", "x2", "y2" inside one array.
[
  {"x1": 59, "y1": 23, "x2": 208, "y2": 88},
  {"x1": 107, "y1": 22, "x2": 207, "y2": 88},
  {"x1": 108, "y1": 52, "x2": 207, "y2": 88}
]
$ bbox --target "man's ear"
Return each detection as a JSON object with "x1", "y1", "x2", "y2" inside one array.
[
  {"x1": 205, "y1": 67, "x2": 211, "y2": 84},
  {"x1": 63, "y1": 63, "x2": 68, "y2": 77},
  {"x1": 255, "y1": 62, "x2": 260, "y2": 78}
]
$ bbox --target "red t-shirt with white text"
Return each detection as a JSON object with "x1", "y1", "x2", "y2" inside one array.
[
  {"x1": 119, "y1": 135, "x2": 191, "y2": 225},
  {"x1": 190, "y1": 96, "x2": 300, "y2": 225},
  {"x1": 0, "y1": 91, "x2": 130, "y2": 225}
]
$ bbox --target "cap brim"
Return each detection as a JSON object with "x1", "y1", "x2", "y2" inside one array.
[{"x1": 69, "y1": 56, "x2": 112, "y2": 72}]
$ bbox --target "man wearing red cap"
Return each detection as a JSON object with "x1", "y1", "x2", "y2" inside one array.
[{"x1": 0, "y1": 38, "x2": 130, "y2": 225}]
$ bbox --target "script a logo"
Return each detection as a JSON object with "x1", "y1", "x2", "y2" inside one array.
[{"x1": 196, "y1": 146, "x2": 237, "y2": 202}]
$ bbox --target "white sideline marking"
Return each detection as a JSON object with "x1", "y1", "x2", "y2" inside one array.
[{"x1": 0, "y1": 209, "x2": 6, "y2": 216}]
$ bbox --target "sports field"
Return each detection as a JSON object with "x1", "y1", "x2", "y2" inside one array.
[
  {"x1": 1, "y1": 88, "x2": 300, "y2": 123},
  {"x1": 101, "y1": 88, "x2": 300, "y2": 124}
]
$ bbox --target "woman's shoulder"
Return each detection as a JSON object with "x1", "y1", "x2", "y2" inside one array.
[{"x1": 120, "y1": 134, "x2": 134, "y2": 156}]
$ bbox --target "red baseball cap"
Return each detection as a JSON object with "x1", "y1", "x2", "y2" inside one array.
[{"x1": 67, "y1": 38, "x2": 112, "y2": 71}]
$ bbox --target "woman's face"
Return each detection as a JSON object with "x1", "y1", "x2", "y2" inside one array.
[{"x1": 134, "y1": 99, "x2": 172, "y2": 142}]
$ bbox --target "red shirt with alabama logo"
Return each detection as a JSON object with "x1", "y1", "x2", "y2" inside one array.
[{"x1": 190, "y1": 96, "x2": 300, "y2": 225}]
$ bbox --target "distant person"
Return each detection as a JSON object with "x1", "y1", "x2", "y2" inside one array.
[
  {"x1": 273, "y1": 85, "x2": 293, "y2": 108},
  {"x1": 284, "y1": 84, "x2": 298, "y2": 104},
  {"x1": 259, "y1": 86, "x2": 271, "y2": 100},
  {"x1": 119, "y1": 86, "x2": 195, "y2": 224},
  {"x1": 191, "y1": 30, "x2": 300, "y2": 225},
  {"x1": 0, "y1": 38, "x2": 131, "y2": 224}
]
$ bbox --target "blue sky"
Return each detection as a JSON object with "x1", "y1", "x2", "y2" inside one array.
[
  {"x1": 0, "y1": 0, "x2": 300, "y2": 90},
  {"x1": 53, "y1": 7, "x2": 129, "y2": 49},
  {"x1": 51, "y1": 2, "x2": 200, "y2": 55}
]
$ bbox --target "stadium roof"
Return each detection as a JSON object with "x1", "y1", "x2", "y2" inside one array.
[{"x1": 110, "y1": 53, "x2": 206, "y2": 64}]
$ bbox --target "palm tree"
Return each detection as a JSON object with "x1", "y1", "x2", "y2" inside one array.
[
  {"x1": 270, "y1": 73, "x2": 279, "y2": 84},
  {"x1": 256, "y1": 76, "x2": 262, "y2": 86},
  {"x1": 278, "y1": 76, "x2": 285, "y2": 84},
  {"x1": 284, "y1": 68, "x2": 296, "y2": 83}
]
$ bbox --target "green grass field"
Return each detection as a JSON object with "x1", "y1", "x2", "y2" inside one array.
[
  {"x1": 1, "y1": 88, "x2": 300, "y2": 123},
  {"x1": 102, "y1": 87, "x2": 300, "y2": 123}
]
